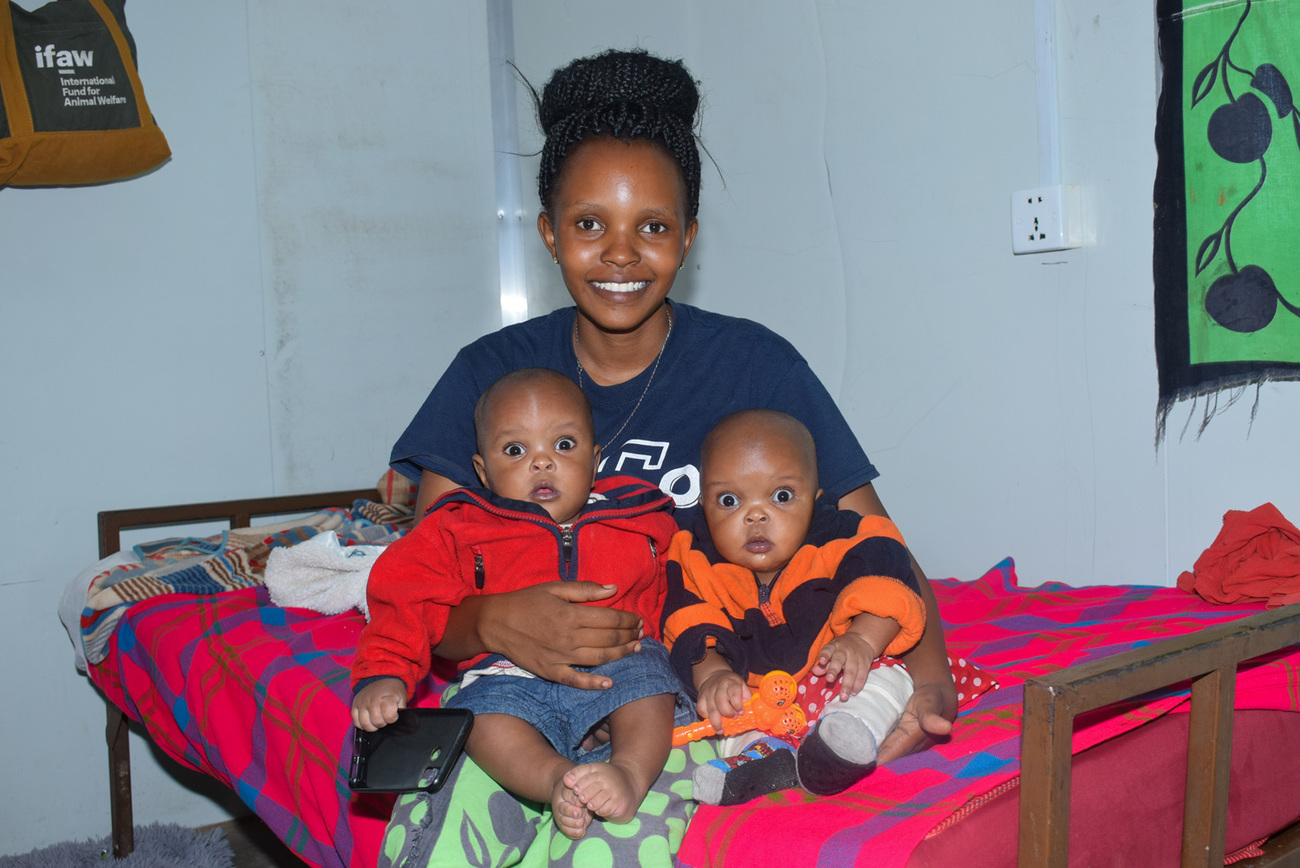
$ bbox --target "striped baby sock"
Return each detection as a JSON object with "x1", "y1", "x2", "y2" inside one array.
[{"x1": 691, "y1": 736, "x2": 799, "y2": 805}]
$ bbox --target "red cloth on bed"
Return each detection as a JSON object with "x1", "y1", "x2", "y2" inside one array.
[{"x1": 1177, "y1": 502, "x2": 1300, "y2": 608}]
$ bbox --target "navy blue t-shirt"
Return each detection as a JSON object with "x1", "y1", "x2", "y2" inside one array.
[{"x1": 390, "y1": 302, "x2": 878, "y2": 521}]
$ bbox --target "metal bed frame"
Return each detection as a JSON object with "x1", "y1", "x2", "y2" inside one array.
[{"x1": 97, "y1": 488, "x2": 376, "y2": 858}]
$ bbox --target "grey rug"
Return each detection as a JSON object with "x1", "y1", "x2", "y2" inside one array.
[{"x1": 0, "y1": 822, "x2": 232, "y2": 868}]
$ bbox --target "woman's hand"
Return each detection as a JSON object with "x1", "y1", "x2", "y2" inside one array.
[
  {"x1": 876, "y1": 680, "x2": 955, "y2": 764},
  {"x1": 444, "y1": 582, "x2": 644, "y2": 690}
]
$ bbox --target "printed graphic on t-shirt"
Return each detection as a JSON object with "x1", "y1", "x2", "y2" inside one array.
[{"x1": 598, "y1": 439, "x2": 699, "y2": 508}]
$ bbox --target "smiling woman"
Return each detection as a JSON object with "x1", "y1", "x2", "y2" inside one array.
[{"x1": 380, "y1": 47, "x2": 957, "y2": 868}]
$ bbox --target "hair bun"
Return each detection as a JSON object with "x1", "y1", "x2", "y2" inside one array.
[
  {"x1": 534, "y1": 48, "x2": 705, "y2": 218},
  {"x1": 539, "y1": 49, "x2": 699, "y2": 136}
]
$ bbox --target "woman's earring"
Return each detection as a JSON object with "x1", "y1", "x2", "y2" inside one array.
[
  {"x1": 679, "y1": 261, "x2": 685, "y2": 270},
  {"x1": 553, "y1": 254, "x2": 559, "y2": 264}
]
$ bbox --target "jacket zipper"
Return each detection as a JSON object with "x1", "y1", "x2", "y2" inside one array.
[
  {"x1": 472, "y1": 546, "x2": 485, "y2": 589},
  {"x1": 757, "y1": 570, "x2": 783, "y2": 627},
  {"x1": 561, "y1": 527, "x2": 574, "y2": 578},
  {"x1": 447, "y1": 488, "x2": 670, "y2": 583}
]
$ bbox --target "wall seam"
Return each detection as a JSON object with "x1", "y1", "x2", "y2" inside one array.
[{"x1": 244, "y1": 0, "x2": 278, "y2": 495}]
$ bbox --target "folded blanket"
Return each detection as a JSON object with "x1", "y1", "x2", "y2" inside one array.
[
  {"x1": 79, "y1": 499, "x2": 409, "y2": 665},
  {"x1": 1178, "y1": 502, "x2": 1300, "y2": 608}
]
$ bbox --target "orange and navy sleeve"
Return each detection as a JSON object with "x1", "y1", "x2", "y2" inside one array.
[
  {"x1": 826, "y1": 576, "x2": 926, "y2": 655},
  {"x1": 824, "y1": 515, "x2": 925, "y2": 655},
  {"x1": 662, "y1": 531, "x2": 749, "y2": 696}
]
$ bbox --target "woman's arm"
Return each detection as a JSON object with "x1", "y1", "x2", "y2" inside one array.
[
  {"x1": 414, "y1": 469, "x2": 460, "y2": 520},
  {"x1": 417, "y1": 470, "x2": 644, "y2": 689},
  {"x1": 837, "y1": 483, "x2": 957, "y2": 762}
]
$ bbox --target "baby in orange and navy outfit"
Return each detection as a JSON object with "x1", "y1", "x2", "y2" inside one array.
[{"x1": 662, "y1": 409, "x2": 925, "y2": 804}]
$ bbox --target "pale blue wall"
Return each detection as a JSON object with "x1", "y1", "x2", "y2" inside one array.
[
  {"x1": 0, "y1": 0, "x2": 498, "y2": 851},
  {"x1": 512, "y1": 0, "x2": 1300, "y2": 590},
  {"x1": 4, "y1": 0, "x2": 1299, "y2": 855}
]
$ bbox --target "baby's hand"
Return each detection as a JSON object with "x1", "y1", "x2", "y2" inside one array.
[
  {"x1": 696, "y1": 669, "x2": 750, "y2": 736},
  {"x1": 812, "y1": 633, "x2": 878, "y2": 701},
  {"x1": 351, "y1": 677, "x2": 407, "y2": 732}
]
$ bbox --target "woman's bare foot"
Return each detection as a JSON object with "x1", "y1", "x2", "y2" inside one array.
[
  {"x1": 551, "y1": 774, "x2": 594, "y2": 839},
  {"x1": 563, "y1": 760, "x2": 646, "y2": 824}
]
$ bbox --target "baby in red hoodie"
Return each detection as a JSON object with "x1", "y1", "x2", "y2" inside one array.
[{"x1": 353, "y1": 368, "x2": 688, "y2": 839}]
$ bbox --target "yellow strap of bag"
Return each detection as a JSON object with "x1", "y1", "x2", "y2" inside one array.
[{"x1": 0, "y1": 0, "x2": 169, "y2": 187}]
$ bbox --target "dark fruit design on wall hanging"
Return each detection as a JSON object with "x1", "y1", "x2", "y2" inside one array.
[{"x1": 1192, "y1": 0, "x2": 1300, "y2": 333}]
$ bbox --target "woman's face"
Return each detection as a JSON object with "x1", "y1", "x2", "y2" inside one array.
[{"x1": 538, "y1": 137, "x2": 698, "y2": 336}]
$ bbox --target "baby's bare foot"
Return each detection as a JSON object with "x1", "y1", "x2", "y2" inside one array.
[
  {"x1": 551, "y1": 775, "x2": 593, "y2": 839},
  {"x1": 563, "y1": 761, "x2": 645, "y2": 825}
]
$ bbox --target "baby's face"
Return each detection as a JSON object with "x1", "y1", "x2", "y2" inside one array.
[
  {"x1": 472, "y1": 380, "x2": 598, "y2": 524},
  {"x1": 700, "y1": 430, "x2": 821, "y2": 583}
]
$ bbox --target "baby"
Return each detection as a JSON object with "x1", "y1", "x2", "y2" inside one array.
[
  {"x1": 352, "y1": 367, "x2": 687, "y2": 838},
  {"x1": 662, "y1": 409, "x2": 926, "y2": 804}
]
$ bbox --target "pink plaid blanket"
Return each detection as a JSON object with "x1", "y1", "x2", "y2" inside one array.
[
  {"x1": 88, "y1": 558, "x2": 1299, "y2": 868},
  {"x1": 676, "y1": 558, "x2": 1300, "y2": 868}
]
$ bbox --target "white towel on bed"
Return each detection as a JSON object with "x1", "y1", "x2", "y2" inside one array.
[{"x1": 264, "y1": 530, "x2": 383, "y2": 619}]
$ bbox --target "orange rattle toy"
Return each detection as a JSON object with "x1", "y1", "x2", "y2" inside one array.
[{"x1": 672, "y1": 670, "x2": 808, "y2": 746}]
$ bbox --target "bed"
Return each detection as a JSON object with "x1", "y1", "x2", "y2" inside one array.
[{"x1": 64, "y1": 485, "x2": 1300, "y2": 867}]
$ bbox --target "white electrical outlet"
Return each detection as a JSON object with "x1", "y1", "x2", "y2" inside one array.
[{"x1": 1010, "y1": 185, "x2": 1081, "y2": 255}]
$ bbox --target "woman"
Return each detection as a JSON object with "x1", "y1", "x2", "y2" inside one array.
[{"x1": 381, "y1": 47, "x2": 955, "y2": 868}]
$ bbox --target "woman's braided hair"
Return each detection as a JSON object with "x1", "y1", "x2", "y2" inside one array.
[{"x1": 535, "y1": 49, "x2": 702, "y2": 218}]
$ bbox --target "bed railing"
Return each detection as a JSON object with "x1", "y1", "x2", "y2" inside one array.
[
  {"x1": 97, "y1": 487, "x2": 377, "y2": 858},
  {"x1": 1019, "y1": 602, "x2": 1300, "y2": 868}
]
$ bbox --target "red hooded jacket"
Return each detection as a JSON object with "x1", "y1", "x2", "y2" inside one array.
[{"x1": 353, "y1": 475, "x2": 677, "y2": 697}]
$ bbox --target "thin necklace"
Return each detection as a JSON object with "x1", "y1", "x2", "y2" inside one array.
[{"x1": 574, "y1": 305, "x2": 673, "y2": 451}]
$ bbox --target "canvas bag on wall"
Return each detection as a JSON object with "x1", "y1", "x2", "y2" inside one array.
[{"x1": 0, "y1": 0, "x2": 169, "y2": 187}]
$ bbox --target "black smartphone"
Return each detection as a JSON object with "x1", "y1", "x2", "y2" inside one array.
[{"x1": 348, "y1": 707, "x2": 474, "y2": 793}]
